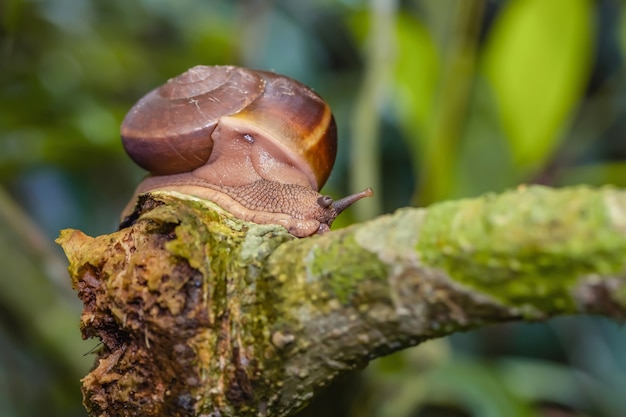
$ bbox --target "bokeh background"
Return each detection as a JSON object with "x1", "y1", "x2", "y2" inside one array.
[{"x1": 2, "y1": 0, "x2": 626, "y2": 416}]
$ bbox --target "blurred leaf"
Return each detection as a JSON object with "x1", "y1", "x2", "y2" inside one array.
[
  {"x1": 425, "y1": 359, "x2": 537, "y2": 417},
  {"x1": 409, "y1": 1, "x2": 484, "y2": 205},
  {"x1": 455, "y1": 75, "x2": 516, "y2": 197},
  {"x1": 498, "y1": 357, "x2": 625, "y2": 417},
  {"x1": 71, "y1": 99, "x2": 119, "y2": 147},
  {"x1": 1, "y1": 0, "x2": 22, "y2": 36},
  {"x1": 346, "y1": 2, "x2": 398, "y2": 219},
  {"x1": 361, "y1": 357, "x2": 537, "y2": 417},
  {"x1": 346, "y1": 9, "x2": 369, "y2": 44},
  {"x1": 0, "y1": 187, "x2": 92, "y2": 416},
  {"x1": 483, "y1": 0, "x2": 593, "y2": 172},
  {"x1": 354, "y1": 344, "x2": 537, "y2": 417},
  {"x1": 556, "y1": 162, "x2": 626, "y2": 187},
  {"x1": 620, "y1": 2, "x2": 626, "y2": 55},
  {"x1": 391, "y1": 12, "x2": 439, "y2": 160}
]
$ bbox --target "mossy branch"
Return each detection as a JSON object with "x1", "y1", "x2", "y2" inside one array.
[{"x1": 56, "y1": 185, "x2": 626, "y2": 417}]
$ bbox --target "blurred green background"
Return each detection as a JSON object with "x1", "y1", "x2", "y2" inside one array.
[{"x1": 2, "y1": 0, "x2": 626, "y2": 416}]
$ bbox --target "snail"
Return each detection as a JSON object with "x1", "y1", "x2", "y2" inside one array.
[{"x1": 120, "y1": 65, "x2": 372, "y2": 237}]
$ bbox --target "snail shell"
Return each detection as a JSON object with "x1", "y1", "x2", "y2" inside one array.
[{"x1": 121, "y1": 65, "x2": 372, "y2": 237}]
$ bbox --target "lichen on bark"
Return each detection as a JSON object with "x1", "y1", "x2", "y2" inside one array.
[{"x1": 58, "y1": 192, "x2": 295, "y2": 416}]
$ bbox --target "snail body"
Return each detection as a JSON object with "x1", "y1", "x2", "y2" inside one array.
[{"x1": 121, "y1": 65, "x2": 372, "y2": 237}]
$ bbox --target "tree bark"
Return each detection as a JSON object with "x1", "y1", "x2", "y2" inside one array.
[{"x1": 56, "y1": 185, "x2": 626, "y2": 417}]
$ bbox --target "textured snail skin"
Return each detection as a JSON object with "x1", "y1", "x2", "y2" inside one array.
[{"x1": 120, "y1": 65, "x2": 372, "y2": 237}]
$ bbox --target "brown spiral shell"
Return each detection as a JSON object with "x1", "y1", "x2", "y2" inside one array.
[{"x1": 121, "y1": 65, "x2": 337, "y2": 189}]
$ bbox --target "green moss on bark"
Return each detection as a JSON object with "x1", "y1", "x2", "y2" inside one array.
[
  {"x1": 417, "y1": 186, "x2": 626, "y2": 314},
  {"x1": 309, "y1": 234, "x2": 389, "y2": 305}
]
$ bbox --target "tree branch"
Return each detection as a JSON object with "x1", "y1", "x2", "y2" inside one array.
[{"x1": 57, "y1": 185, "x2": 626, "y2": 417}]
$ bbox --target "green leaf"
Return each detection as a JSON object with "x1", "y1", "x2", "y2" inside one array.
[
  {"x1": 556, "y1": 162, "x2": 626, "y2": 187},
  {"x1": 392, "y1": 12, "x2": 439, "y2": 149},
  {"x1": 483, "y1": 0, "x2": 593, "y2": 172},
  {"x1": 425, "y1": 359, "x2": 537, "y2": 417}
]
